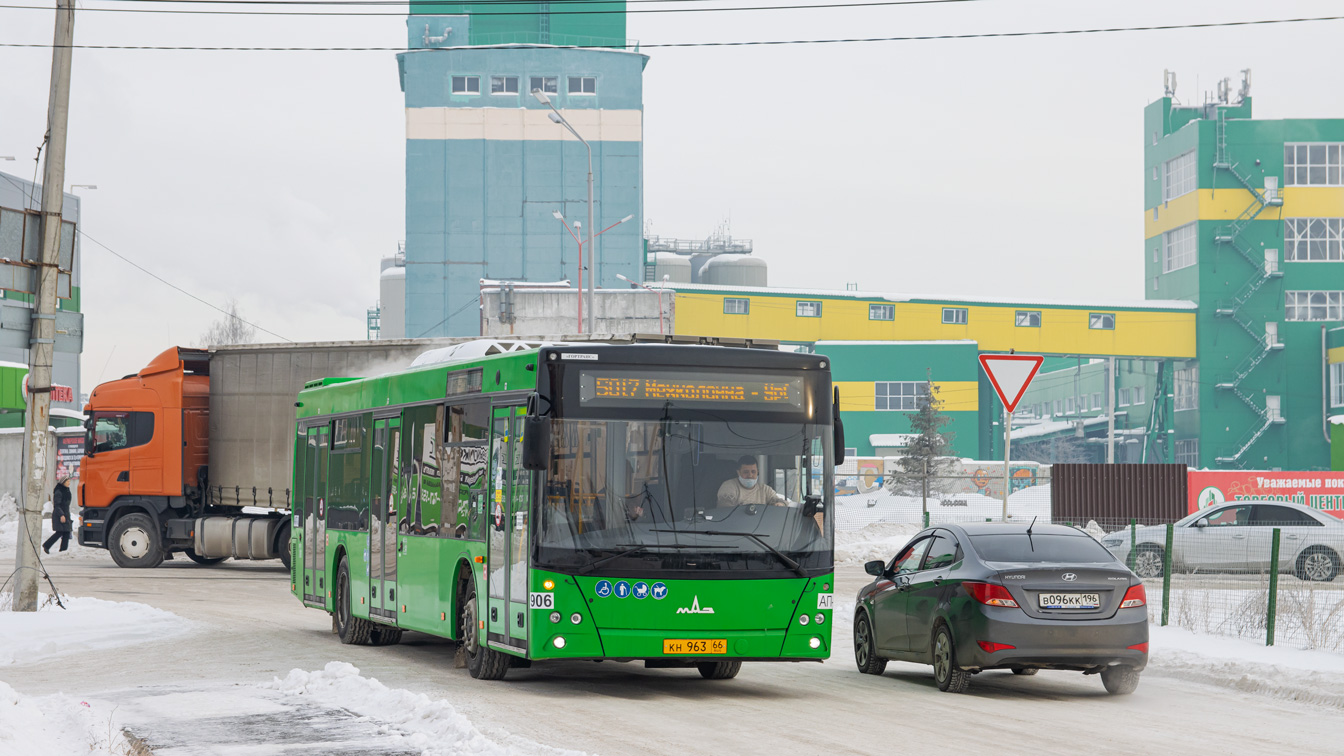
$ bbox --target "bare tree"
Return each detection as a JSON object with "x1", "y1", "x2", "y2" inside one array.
[{"x1": 197, "y1": 299, "x2": 257, "y2": 347}]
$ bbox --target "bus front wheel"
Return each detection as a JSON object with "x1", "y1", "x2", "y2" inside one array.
[
  {"x1": 697, "y1": 661, "x2": 742, "y2": 680},
  {"x1": 462, "y1": 585, "x2": 510, "y2": 680}
]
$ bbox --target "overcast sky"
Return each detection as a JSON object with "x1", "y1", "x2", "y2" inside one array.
[{"x1": 2, "y1": 0, "x2": 1342, "y2": 386}]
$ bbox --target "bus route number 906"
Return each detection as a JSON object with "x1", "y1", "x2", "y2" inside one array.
[{"x1": 529, "y1": 592, "x2": 554, "y2": 609}]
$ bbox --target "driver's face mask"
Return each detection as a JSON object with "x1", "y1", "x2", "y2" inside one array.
[{"x1": 738, "y1": 476, "x2": 758, "y2": 489}]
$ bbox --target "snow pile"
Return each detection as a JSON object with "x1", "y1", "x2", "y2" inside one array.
[
  {"x1": 834, "y1": 523, "x2": 922, "y2": 565},
  {"x1": 267, "y1": 662, "x2": 589, "y2": 756},
  {"x1": 0, "y1": 594, "x2": 194, "y2": 666},
  {"x1": 1146, "y1": 624, "x2": 1344, "y2": 709},
  {"x1": 833, "y1": 486, "x2": 1051, "y2": 531},
  {"x1": 0, "y1": 682, "x2": 131, "y2": 756}
]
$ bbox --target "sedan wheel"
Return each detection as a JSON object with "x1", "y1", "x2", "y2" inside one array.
[
  {"x1": 1133, "y1": 547, "x2": 1164, "y2": 579},
  {"x1": 853, "y1": 613, "x2": 887, "y2": 675},
  {"x1": 1299, "y1": 548, "x2": 1340, "y2": 582},
  {"x1": 932, "y1": 626, "x2": 970, "y2": 693}
]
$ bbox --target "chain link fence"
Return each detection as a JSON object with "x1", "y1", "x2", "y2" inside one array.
[{"x1": 1076, "y1": 516, "x2": 1344, "y2": 652}]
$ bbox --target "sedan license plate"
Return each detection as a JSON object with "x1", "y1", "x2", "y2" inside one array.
[
  {"x1": 663, "y1": 639, "x2": 727, "y2": 655},
  {"x1": 1038, "y1": 593, "x2": 1100, "y2": 610}
]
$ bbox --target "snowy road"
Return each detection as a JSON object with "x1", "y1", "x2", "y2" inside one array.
[{"x1": 4, "y1": 556, "x2": 1343, "y2": 755}]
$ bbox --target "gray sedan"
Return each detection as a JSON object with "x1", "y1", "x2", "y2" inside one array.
[
  {"x1": 1101, "y1": 500, "x2": 1344, "y2": 581},
  {"x1": 854, "y1": 523, "x2": 1149, "y2": 695}
]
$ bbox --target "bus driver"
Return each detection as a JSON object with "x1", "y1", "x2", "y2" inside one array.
[{"x1": 717, "y1": 456, "x2": 786, "y2": 508}]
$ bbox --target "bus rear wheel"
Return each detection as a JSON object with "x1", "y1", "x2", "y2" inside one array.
[
  {"x1": 697, "y1": 661, "x2": 742, "y2": 680},
  {"x1": 462, "y1": 585, "x2": 510, "y2": 680},
  {"x1": 335, "y1": 556, "x2": 374, "y2": 645}
]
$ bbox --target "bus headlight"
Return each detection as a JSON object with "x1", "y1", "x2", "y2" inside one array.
[
  {"x1": 553, "y1": 636, "x2": 567, "y2": 649},
  {"x1": 809, "y1": 637, "x2": 822, "y2": 649}
]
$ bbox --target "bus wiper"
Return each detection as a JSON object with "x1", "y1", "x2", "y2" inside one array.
[
  {"x1": 653, "y1": 529, "x2": 809, "y2": 578},
  {"x1": 576, "y1": 543, "x2": 704, "y2": 575}
]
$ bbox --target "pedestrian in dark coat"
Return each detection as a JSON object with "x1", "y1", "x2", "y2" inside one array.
[{"x1": 43, "y1": 478, "x2": 72, "y2": 554}]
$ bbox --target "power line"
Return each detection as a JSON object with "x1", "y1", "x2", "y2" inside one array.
[
  {"x1": 3, "y1": 14, "x2": 1340, "y2": 50},
  {"x1": 416, "y1": 295, "x2": 480, "y2": 337},
  {"x1": 0, "y1": 0, "x2": 991, "y2": 15},
  {"x1": 77, "y1": 229, "x2": 294, "y2": 342}
]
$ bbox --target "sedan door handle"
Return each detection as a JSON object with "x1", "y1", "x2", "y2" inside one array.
[{"x1": 932, "y1": 577, "x2": 943, "y2": 586}]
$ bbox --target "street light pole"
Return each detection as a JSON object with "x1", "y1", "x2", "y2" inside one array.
[{"x1": 534, "y1": 89, "x2": 596, "y2": 334}]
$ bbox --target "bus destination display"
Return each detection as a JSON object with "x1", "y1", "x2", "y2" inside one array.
[{"x1": 579, "y1": 371, "x2": 803, "y2": 410}]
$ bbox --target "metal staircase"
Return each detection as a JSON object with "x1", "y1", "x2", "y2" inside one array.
[{"x1": 1211, "y1": 108, "x2": 1285, "y2": 466}]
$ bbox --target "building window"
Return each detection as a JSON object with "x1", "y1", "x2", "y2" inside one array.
[
  {"x1": 1091, "y1": 392, "x2": 1102, "y2": 411},
  {"x1": 1284, "y1": 218, "x2": 1344, "y2": 261},
  {"x1": 1130, "y1": 387, "x2": 1144, "y2": 406},
  {"x1": 1053, "y1": 399, "x2": 1063, "y2": 416},
  {"x1": 1285, "y1": 291, "x2": 1344, "y2": 322},
  {"x1": 490, "y1": 75, "x2": 519, "y2": 95},
  {"x1": 1117, "y1": 388, "x2": 1130, "y2": 407},
  {"x1": 1163, "y1": 223, "x2": 1197, "y2": 272},
  {"x1": 1332, "y1": 363, "x2": 1344, "y2": 407},
  {"x1": 941, "y1": 307, "x2": 967, "y2": 324},
  {"x1": 1015, "y1": 311, "x2": 1041, "y2": 328},
  {"x1": 1152, "y1": 277, "x2": 1159, "y2": 292},
  {"x1": 530, "y1": 76, "x2": 557, "y2": 95},
  {"x1": 875, "y1": 381, "x2": 926, "y2": 411},
  {"x1": 1285, "y1": 143, "x2": 1344, "y2": 187},
  {"x1": 1175, "y1": 439, "x2": 1199, "y2": 467},
  {"x1": 451, "y1": 75, "x2": 479, "y2": 94},
  {"x1": 568, "y1": 76, "x2": 596, "y2": 95},
  {"x1": 796, "y1": 301, "x2": 822, "y2": 318},
  {"x1": 844, "y1": 447, "x2": 858, "y2": 459},
  {"x1": 1163, "y1": 150, "x2": 1197, "y2": 201},
  {"x1": 1089, "y1": 312, "x2": 1116, "y2": 330},
  {"x1": 1175, "y1": 366, "x2": 1198, "y2": 411},
  {"x1": 1152, "y1": 166, "x2": 1158, "y2": 181},
  {"x1": 1065, "y1": 397, "x2": 1075, "y2": 415},
  {"x1": 723, "y1": 297, "x2": 749, "y2": 315},
  {"x1": 870, "y1": 304, "x2": 895, "y2": 321}
]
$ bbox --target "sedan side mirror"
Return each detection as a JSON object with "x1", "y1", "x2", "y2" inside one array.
[
  {"x1": 864, "y1": 560, "x2": 885, "y2": 577},
  {"x1": 1195, "y1": 517, "x2": 1209, "y2": 529}
]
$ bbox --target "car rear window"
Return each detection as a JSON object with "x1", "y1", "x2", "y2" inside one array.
[{"x1": 969, "y1": 534, "x2": 1115, "y2": 563}]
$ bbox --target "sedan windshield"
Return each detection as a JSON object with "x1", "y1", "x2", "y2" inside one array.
[
  {"x1": 535, "y1": 417, "x2": 833, "y2": 577},
  {"x1": 971, "y1": 533, "x2": 1117, "y2": 564}
]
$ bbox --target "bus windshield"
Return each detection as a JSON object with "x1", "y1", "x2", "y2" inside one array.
[{"x1": 535, "y1": 416, "x2": 833, "y2": 577}]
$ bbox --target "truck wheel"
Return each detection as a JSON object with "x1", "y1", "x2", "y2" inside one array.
[
  {"x1": 277, "y1": 522, "x2": 292, "y2": 571},
  {"x1": 108, "y1": 513, "x2": 165, "y2": 569},
  {"x1": 462, "y1": 584, "x2": 510, "y2": 680},
  {"x1": 185, "y1": 548, "x2": 226, "y2": 566},
  {"x1": 334, "y1": 556, "x2": 374, "y2": 645}
]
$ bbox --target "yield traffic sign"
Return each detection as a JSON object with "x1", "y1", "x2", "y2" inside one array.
[{"x1": 978, "y1": 354, "x2": 1044, "y2": 413}]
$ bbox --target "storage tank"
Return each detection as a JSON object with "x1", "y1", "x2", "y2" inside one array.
[
  {"x1": 653, "y1": 252, "x2": 693, "y2": 284},
  {"x1": 700, "y1": 254, "x2": 768, "y2": 287},
  {"x1": 379, "y1": 266, "x2": 406, "y2": 339}
]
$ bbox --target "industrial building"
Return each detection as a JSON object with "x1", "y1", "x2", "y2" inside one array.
[
  {"x1": 394, "y1": 3, "x2": 646, "y2": 338},
  {"x1": 0, "y1": 170, "x2": 85, "y2": 426}
]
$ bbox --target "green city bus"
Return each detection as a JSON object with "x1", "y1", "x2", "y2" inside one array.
[{"x1": 290, "y1": 341, "x2": 841, "y2": 680}]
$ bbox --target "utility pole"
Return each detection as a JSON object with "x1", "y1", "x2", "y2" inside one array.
[
  {"x1": 1106, "y1": 357, "x2": 1116, "y2": 464},
  {"x1": 13, "y1": 0, "x2": 75, "y2": 613}
]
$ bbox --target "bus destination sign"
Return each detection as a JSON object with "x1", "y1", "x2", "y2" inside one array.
[{"x1": 579, "y1": 370, "x2": 803, "y2": 410}]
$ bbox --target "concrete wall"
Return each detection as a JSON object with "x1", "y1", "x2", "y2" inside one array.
[
  {"x1": 0, "y1": 427, "x2": 84, "y2": 503},
  {"x1": 480, "y1": 287, "x2": 669, "y2": 337}
]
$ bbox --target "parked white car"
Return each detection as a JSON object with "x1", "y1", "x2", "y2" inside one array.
[{"x1": 1101, "y1": 500, "x2": 1344, "y2": 582}]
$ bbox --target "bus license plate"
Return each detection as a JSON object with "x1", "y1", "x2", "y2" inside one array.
[
  {"x1": 1038, "y1": 593, "x2": 1100, "y2": 609},
  {"x1": 663, "y1": 639, "x2": 727, "y2": 654}
]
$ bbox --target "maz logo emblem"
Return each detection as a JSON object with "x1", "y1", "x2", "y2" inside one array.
[
  {"x1": 1061, "y1": 573, "x2": 1078, "y2": 582},
  {"x1": 675, "y1": 596, "x2": 715, "y2": 614}
]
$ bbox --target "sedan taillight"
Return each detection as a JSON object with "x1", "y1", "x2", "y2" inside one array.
[
  {"x1": 963, "y1": 581, "x2": 1019, "y2": 608},
  {"x1": 1120, "y1": 584, "x2": 1147, "y2": 608}
]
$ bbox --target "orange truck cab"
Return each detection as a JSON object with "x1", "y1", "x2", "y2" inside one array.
[{"x1": 79, "y1": 347, "x2": 279, "y2": 567}]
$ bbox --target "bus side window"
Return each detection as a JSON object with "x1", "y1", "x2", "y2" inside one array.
[{"x1": 444, "y1": 402, "x2": 490, "y2": 540}]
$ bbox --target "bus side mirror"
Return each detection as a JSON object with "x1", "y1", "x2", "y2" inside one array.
[
  {"x1": 833, "y1": 387, "x2": 845, "y2": 466},
  {"x1": 522, "y1": 415, "x2": 551, "y2": 471}
]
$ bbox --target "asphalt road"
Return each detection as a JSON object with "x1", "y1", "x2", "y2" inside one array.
[{"x1": 4, "y1": 555, "x2": 1340, "y2": 755}]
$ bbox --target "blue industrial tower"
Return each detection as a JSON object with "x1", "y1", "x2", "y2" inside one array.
[{"x1": 396, "y1": 4, "x2": 646, "y2": 337}]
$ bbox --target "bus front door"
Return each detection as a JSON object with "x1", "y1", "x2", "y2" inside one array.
[
  {"x1": 302, "y1": 424, "x2": 329, "y2": 607},
  {"x1": 487, "y1": 405, "x2": 530, "y2": 652}
]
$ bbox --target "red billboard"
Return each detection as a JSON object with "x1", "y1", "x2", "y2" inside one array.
[{"x1": 1188, "y1": 470, "x2": 1344, "y2": 520}]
